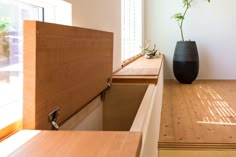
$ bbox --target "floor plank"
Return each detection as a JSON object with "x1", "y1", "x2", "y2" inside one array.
[{"x1": 159, "y1": 80, "x2": 236, "y2": 149}]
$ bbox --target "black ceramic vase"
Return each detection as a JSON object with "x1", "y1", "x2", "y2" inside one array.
[{"x1": 173, "y1": 41, "x2": 199, "y2": 84}]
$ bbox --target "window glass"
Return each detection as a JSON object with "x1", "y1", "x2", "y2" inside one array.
[
  {"x1": 0, "y1": 0, "x2": 43, "y2": 129},
  {"x1": 121, "y1": 0, "x2": 142, "y2": 61}
]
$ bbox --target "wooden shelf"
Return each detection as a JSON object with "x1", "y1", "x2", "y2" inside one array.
[{"x1": 113, "y1": 55, "x2": 163, "y2": 84}]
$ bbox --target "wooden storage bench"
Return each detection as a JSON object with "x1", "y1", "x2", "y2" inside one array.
[{"x1": 1, "y1": 21, "x2": 164, "y2": 157}]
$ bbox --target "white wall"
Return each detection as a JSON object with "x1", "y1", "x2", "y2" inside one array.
[
  {"x1": 53, "y1": 0, "x2": 72, "y2": 25},
  {"x1": 65, "y1": 0, "x2": 121, "y2": 71},
  {"x1": 145, "y1": 0, "x2": 236, "y2": 79}
]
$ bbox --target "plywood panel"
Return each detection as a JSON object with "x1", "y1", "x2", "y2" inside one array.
[{"x1": 23, "y1": 21, "x2": 113, "y2": 129}]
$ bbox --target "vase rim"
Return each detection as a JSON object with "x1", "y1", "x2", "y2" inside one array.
[{"x1": 177, "y1": 41, "x2": 196, "y2": 43}]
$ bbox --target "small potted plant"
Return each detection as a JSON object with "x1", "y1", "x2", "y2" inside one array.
[
  {"x1": 172, "y1": 0, "x2": 211, "y2": 84},
  {"x1": 143, "y1": 40, "x2": 160, "y2": 59}
]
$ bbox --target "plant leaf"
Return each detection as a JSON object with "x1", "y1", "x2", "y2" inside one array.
[
  {"x1": 0, "y1": 17, "x2": 10, "y2": 31},
  {"x1": 182, "y1": 0, "x2": 191, "y2": 8},
  {"x1": 182, "y1": 0, "x2": 188, "y2": 7},
  {"x1": 182, "y1": 0, "x2": 188, "y2": 4},
  {"x1": 172, "y1": 13, "x2": 184, "y2": 23}
]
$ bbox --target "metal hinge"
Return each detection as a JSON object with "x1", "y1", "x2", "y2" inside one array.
[
  {"x1": 48, "y1": 108, "x2": 60, "y2": 130},
  {"x1": 101, "y1": 77, "x2": 112, "y2": 101}
]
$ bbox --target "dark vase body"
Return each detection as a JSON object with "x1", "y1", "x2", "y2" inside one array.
[{"x1": 173, "y1": 41, "x2": 199, "y2": 84}]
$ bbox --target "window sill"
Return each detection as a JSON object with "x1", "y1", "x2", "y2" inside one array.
[
  {"x1": 121, "y1": 53, "x2": 144, "y2": 68},
  {"x1": 0, "y1": 119, "x2": 22, "y2": 141}
]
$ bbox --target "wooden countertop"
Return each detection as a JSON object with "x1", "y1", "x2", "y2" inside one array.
[
  {"x1": 112, "y1": 55, "x2": 163, "y2": 84},
  {"x1": 1, "y1": 130, "x2": 142, "y2": 157}
]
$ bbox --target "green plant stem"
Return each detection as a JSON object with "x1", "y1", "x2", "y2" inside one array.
[{"x1": 179, "y1": 0, "x2": 193, "y2": 41}]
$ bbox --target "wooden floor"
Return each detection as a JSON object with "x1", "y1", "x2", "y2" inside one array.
[{"x1": 159, "y1": 80, "x2": 236, "y2": 149}]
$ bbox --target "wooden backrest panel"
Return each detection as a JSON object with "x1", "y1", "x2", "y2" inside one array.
[{"x1": 23, "y1": 21, "x2": 113, "y2": 129}]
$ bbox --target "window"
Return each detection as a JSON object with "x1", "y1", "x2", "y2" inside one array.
[
  {"x1": 0, "y1": 0, "x2": 71, "y2": 140},
  {"x1": 121, "y1": 0, "x2": 143, "y2": 61},
  {"x1": 0, "y1": 0, "x2": 44, "y2": 139}
]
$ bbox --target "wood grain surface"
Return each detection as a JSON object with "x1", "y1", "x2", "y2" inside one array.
[
  {"x1": 159, "y1": 80, "x2": 236, "y2": 149},
  {"x1": 2, "y1": 130, "x2": 142, "y2": 157},
  {"x1": 112, "y1": 55, "x2": 163, "y2": 84},
  {"x1": 115, "y1": 55, "x2": 163, "y2": 76},
  {"x1": 23, "y1": 21, "x2": 113, "y2": 129},
  {"x1": 112, "y1": 75, "x2": 158, "y2": 84},
  {"x1": 103, "y1": 84, "x2": 148, "y2": 131},
  {"x1": 0, "y1": 120, "x2": 22, "y2": 141},
  {"x1": 159, "y1": 149, "x2": 236, "y2": 157}
]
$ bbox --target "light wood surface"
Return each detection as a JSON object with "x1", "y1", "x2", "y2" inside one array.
[
  {"x1": 112, "y1": 55, "x2": 163, "y2": 84},
  {"x1": 130, "y1": 84, "x2": 155, "y2": 132},
  {"x1": 23, "y1": 21, "x2": 113, "y2": 129},
  {"x1": 103, "y1": 84, "x2": 148, "y2": 131},
  {"x1": 159, "y1": 80, "x2": 236, "y2": 150},
  {"x1": 115, "y1": 68, "x2": 159, "y2": 76},
  {"x1": 1, "y1": 130, "x2": 142, "y2": 157},
  {"x1": 121, "y1": 53, "x2": 143, "y2": 67},
  {"x1": 136, "y1": 62, "x2": 164, "y2": 157},
  {"x1": 112, "y1": 75, "x2": 158, "y2": 84},
  {"x1": 60, "y1": 96, "x2": 103, "y2": 131},
  {"x1": 0, "y1": 119, "x2": 22, "y2": 141},
  {"x1": 159, "y1": 150, "x2": 236, "y2": 157}
]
